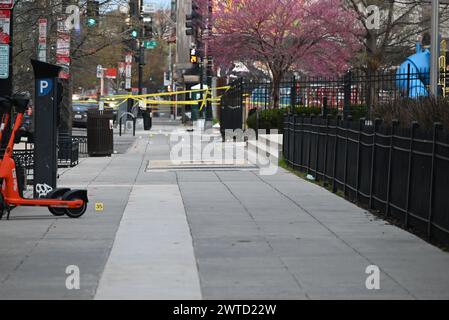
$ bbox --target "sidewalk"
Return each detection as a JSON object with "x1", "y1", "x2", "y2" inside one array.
[{"x1": 1, "y1": 122, "x2": 449, "y2": 300}]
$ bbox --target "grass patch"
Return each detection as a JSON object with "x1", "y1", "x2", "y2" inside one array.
[{"x1": 279, "y1": 156, "x2": 342, "y2": 196}]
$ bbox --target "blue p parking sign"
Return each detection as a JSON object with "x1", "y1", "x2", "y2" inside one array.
[{"x1": 38, "y1": 78, "x2": 52, "y2": 96}]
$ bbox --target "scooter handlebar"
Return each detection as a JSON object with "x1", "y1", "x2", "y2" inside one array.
[{"x1": 0, "y1": 94, "x2": 29, "y2": 114}]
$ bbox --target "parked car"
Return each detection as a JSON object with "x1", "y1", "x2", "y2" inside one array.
[{"x1": 72, "y1": 102, "x2": 98, "y2": 128}]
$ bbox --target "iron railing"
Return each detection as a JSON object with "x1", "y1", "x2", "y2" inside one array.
[
  {"x1": 283, "y1": 114, "x2": 449, "y2": 247},
  {"x1": 221, "y1": 69, "x2": 449, "y2": 116}
]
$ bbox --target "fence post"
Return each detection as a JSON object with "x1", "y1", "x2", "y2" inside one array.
[
  {"x1": 355, "y1": 118, "x2": 365, "y2": 203},
  {"x1": 322, "y1": 97, "x2": 328, "y2": 117},
  {"x1": 299, "y1": 115, "x2": 305, "y2": 169},
  {"x1": 369, "y1": 119, "x2": 382, "y2": 209},
  {"x1": 291, "y1": 77, "x2": 297, "y2": 113},
  {"x1": 323, "y1": 115, "x2": 331, "y2": 180},
  {"x1": 406, "y1": 64, "x2": 411, "y2": 98},
  {"x1": 343, "y1": 116, "x2": 352, "y2": 196},
  {"x1": 133, "y1": 118, "x2": 136, "y2": 137},
  {"x1": 292, "y1": 115, "x2": 297, "y2": 168},
  {"x1": 256, "y1": 108, "x2": 260, "y2": 141},
  {"x1": 283, "y1": 114, "x2": 288, "y2": 160},
  {"x1": 307, "y1": 115, "x2": 314, "y2": 175},
  {"x1": 290, "y1": 113, "x2": 294, "y2": 165},
  {"x1": 405, "y1": 121, "x2": 419, "y2": 229},
  {"x1": 314, "y1": 117, "x2": 320, "y2": 178},
  {"x1": 385, "y1": 120, "x2": 399, "y2": 217},
  {"x1": 343, "y1": 71, "x2": 352, "y2": 120},
  {"x1": 332, "y1": 115, "x2": 341, "y2": 193},
  {"x1": 239, "y1": 79, "x2": 245, "y2": 128},
  {"x1": 427, "y1": 122, "x2": 442, "y2": 240}
]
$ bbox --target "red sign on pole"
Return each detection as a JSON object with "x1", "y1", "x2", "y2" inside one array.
[
  {"x1": 0, "y1": 1, "x2": 13, "y2": 10},
  {"x1": 105, "y1": 68, "x2": 117, "y2": 79},
  {"x1": 0, "y1": 9, "x2": 11, "y2": 44}
]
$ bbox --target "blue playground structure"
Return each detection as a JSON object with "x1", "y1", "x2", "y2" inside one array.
[{"x1": 396, "y1": 43, "x2": 431, "y2": 98}]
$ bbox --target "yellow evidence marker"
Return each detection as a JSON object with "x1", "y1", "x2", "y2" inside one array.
[{"x1": 95, "y1": 203, "x2": 104, "y2": 212}]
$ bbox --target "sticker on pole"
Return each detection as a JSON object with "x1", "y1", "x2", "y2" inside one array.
[
  {"x1": 0, "y1": 9, "x2": 11, "y2": 44},
  {"x1": 0, "y1": 44, "x2": 8, "y2": 79},
  {"x1": 0, "y1": 1, "x2": 13, "y2": 10}
]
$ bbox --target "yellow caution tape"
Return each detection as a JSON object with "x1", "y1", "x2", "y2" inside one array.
[{"x1": 95, "y1": 86, "x2": 231, "y2": 110}]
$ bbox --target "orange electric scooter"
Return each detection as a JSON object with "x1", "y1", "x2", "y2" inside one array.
[{"x1": 0, "y1": 94, "x2": 88, "y2": 220}]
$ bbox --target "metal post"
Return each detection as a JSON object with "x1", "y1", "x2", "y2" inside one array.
[
  {"x1": 138, "y1": 46, "x2": 144, "y2": 95},
  {"x1": 307, "y1": 116, "x2": 313, "y2": 175},
  {"x1": 427, "y1": 122, "x2": 442, "y2": 240},
  {"x1": 355, "y1": 118, "x2": 364, "y2": 203},
  {"x1": 332, "y1": 116, "x2": 341, "y2": 193},
  {"x1": 343, "y1": 116, "x2": 351, "y2": 196},
  {"x1": 343, "y1": 71, "x2": 352, "y2": 119},
  {"x1": 385, "y1": 120, "x2": 398, "y2": 217},
  {"x1": 322, "y1": 97, "x2": 328, "y2": 117},
  {"x1": 369, "y1": 119, "x2": 382, "y2": 209},
  {"x1": 405, "y1": 122, "x2": 418, "y2": 229},
  {"x1": 133, "y1": 118, "x2": 136, "y2": 136},
  {"x1": 138, "y1": 0, "x2": 144, "y2": 96},
  {"x1": 430, "y1": 0, "x2": 440, "y2": 96},
  {"x1": 406, "y1": 64, "x2": 411, "y2": 98},
  {"x1": 299, "y1": 116, "x2": 304, "y2": 169},
  {"x1": 291, "y1": 77, "x2": 296, "y2": 113},
  {"x1": 323, "y1": 115, "x2": 331, "y2": 180}
]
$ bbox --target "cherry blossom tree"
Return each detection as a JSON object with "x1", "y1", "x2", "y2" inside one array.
[{"x1": 198, "y1": 0, "x2": 362, "y2": 108}]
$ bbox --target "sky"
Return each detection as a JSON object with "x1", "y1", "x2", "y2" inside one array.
[{"x1": 145, "y1": 0, "x2": 170, "y2": 9}]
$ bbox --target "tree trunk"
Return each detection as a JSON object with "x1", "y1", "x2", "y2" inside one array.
[
  {"x1": 365, "y1": 30, "x2": 381, "y2": 116},
  {"x1": 272, "y1": 72, "x2": 282, "y2": 109}
]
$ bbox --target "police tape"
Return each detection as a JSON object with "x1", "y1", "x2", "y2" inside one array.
[
  {"x1": 102, "y1": 86, "x2": 230, "y2": 100},
  {"x1": 97, "y1": 86, "x2": 230, "y2": 111}
]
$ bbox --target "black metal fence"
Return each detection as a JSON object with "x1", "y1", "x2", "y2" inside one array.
[
  {"x1": 58, "y1": 134, "x2": 80, "y2": 167},
  {"x1": 12, "y1": 134, "x2": 87, "y2": 186},
  {"x1": 283, "y1": 114, "x2": 449, "y2": 246},
  {"x1": 222, "y1": 69, "x2": 449, "y2": 116},
  {"x1": 73, "y1": 135, "x2": 88, "y2": 157}
]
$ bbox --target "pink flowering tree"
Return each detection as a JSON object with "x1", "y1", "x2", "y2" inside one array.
[{"x1": 196, "y1": 0, "x2": 362, "y2": 108}]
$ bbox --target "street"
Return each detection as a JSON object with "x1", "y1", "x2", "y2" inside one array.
[{"x1": 1, "y1": 120, "x2": 449, "y2": 300}]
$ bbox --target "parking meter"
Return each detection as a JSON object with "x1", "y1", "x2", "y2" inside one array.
[{"x1": 31, "y1": 59, "x2": 62, "y2": 198}]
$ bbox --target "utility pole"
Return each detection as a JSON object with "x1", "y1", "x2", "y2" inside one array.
[
  {"x1": 138, "y1": 0, "x2": 144, "y2": 95},
  {"x1": 205, "y1": 0, "x2": 212, "y2": 125},
  {"x1": 430, "y1": 0, "x2": 440, "y2": 96}
]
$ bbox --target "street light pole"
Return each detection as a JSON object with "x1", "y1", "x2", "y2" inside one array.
[
  {"x1": 138, "y1": 0, "x2": 144, "y2": 95},
  {"x1": 430, "y1": 0, "x2": 440, "y2": 96}
]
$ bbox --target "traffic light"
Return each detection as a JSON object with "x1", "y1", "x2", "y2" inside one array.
[
  {"x1": 186, "y1": 3, "x2": 202, "y2": 36},
  {"x1": 129, "y1": 0, "x2": 139, "y2": 17},
  {"x1": 190, "y1": 48, "x2": 199, "y2": 64},
  {"x1": 143, "y1": 18, "x2": 153, "y2": 38},
  {"x1": 186, "y1": 15, "x2": 194, "y2": 36},
  {"x1": 86, "y1": 0, "x2": 100, "y2": 27},
  {"x1": 130, "y1": 29, "x2": 139, "y2": 38}
]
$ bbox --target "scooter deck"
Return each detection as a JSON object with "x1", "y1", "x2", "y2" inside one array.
[{"x1": 5, "y1": 197, "x2": 84, "y2": 209}]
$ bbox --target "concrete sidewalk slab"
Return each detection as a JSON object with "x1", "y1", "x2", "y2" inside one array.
[
  {"x1": 2, "y1": 121, "x2": 449, "y2": 300},
  {"x1": 95, "y1": 185, "x2": 202, "y2": 300}
]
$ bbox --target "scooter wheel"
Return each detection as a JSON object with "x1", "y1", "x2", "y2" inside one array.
[
  {"x1": 48, "y1": 207, "x2": 66, "y2": 217},
  {"x1": 65, "y1": 200, "x2": 87, "y2": 219}
]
